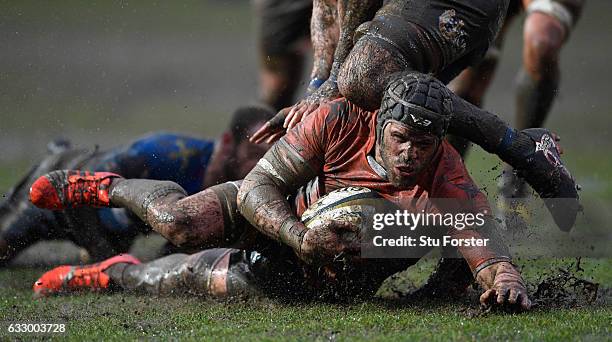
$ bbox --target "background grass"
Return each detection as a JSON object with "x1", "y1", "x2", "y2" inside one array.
[{"x1": 0, "y1": 0, "x2": 610, "y2": 340}]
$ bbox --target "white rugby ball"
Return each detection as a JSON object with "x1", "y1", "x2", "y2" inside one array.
[{"x1": 300, "y1": 187, "x2": 396, "y2": 232}]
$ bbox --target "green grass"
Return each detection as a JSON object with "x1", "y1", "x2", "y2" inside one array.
[
  {"x1": 0, "y1": 132, "x2": 610, "y2": 341},
  {"x1": 0, "y1": 258, "x2": 609, "y2": 340},
  {"x1": 0, "y1": 1, "x2": 610, "y2": 339}
]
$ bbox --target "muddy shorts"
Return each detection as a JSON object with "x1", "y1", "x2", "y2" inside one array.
[{"x1": 355, "y1": 0, "x2": 511, "y2": 82}]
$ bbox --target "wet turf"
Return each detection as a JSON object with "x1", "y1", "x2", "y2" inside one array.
[
  {"x1": 0, "y1": 1, "x2": 611, "y2": 340},
  {"x1": 0, "y1": 258, "x2": 609, "y2": 340}
]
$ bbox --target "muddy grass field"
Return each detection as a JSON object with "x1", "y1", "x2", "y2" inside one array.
[
  {"x1": 1, "y1": 1, "x2": 611, "y2": 340},
  {"x1": 0, "y1": 257, "x2": 610, "y2": 340}
]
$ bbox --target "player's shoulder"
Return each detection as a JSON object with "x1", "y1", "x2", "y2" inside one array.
[
  {"x1": 438, "y1": 140, "x2": 468, "y2": 174},
  {"x1": 313, "y1": 98, "x2": 366, "y2": 120},
  {"x1": 312, "y1": 98, "x2": 373, "y2": 132},
  {"x1": 431, "y1": 140, "x2": 482, "y2": 199}
]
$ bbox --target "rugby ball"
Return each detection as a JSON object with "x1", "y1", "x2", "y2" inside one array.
[{"x1": 300, "y1": 187, "x2": 396, "y2": 233}]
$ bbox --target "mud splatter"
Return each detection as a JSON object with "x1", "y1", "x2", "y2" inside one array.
[
  {"x1": 529, "y1": 258, "x2": 600, "y2": 309},
  {"x1": 472, "y1": 258, "x2": 602, "y2": 316}
]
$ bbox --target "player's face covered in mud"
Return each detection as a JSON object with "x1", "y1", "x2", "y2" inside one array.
[{"x1": 377, "y1": 121, "x2": 439, "y2": 188}]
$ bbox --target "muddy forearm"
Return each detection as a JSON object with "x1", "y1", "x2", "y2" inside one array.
[
  {"x1": 329, "y1": 0, "x2": 381, "y2": 79},
  {"x1": 310, "y1": 0, "x2": 339, "y2": 85},
  {"x1": 238, "y1": 140, "x2": 319, "y2": 251}
]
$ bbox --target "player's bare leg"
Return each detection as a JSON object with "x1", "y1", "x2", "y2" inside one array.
[
  {"x1": 501, "y1": 2, "x2": 572, "y2": 199},
  {"x1": 254, "y1": 0, "x2": 312, "y2": 110},
  {"x1": 260, "y1": 50, "x2": 308, "y2": 111}
]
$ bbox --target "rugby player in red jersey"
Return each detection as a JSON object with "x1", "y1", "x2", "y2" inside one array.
[
  {"x1": 29, "y1": 73, "x2": 530, "y2": 310},
  {"x1": 253, "y1": 0, "x2": 579, "y2": 233}
]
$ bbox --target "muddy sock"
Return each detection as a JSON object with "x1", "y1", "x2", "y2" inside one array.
[
  {"x1": 108, "y1": 179, "x2": 187, "y2": 223},
  {"x1": 105, "y1": 262, "x2": 131, "y2": 288},
  {"x1": 516, "y1": 68, "x2": 559, "y2": 129},
  {"x1": 105, "y1": 254, "x2": 190, "y2": 294}
]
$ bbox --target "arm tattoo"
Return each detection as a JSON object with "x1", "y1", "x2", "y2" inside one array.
[
  {"x1": 311, "y1": 0, "x2": 381, "y2": 82},
  {"x1": 311, "y1": 0, "x2": 339, "y2": 81},
  {"x1": 329, "y1": 0, "x2": 381, "y2": 79}
]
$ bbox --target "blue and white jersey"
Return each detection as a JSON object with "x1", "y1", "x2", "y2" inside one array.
[{"x1": 91, "y1": 132, "x2": 216, "y2": 234}]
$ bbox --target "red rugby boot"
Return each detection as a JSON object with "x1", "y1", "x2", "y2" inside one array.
[
  {"x1": 33, "y1": 254, "x2": 140, "y2": 298},
  {"x1": 29, "y1": 170, "x2": 121, "y2": 210}
]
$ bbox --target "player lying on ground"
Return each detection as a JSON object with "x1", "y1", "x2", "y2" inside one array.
[
  {"x1": 0, "y1": 106, "x2": 273, "y2": 266},
  {"x1": 252, "y1": 0, "x2": 579, "y2": 232},
  {"x1": 30, "y1": 73, "x2": 530, "y2": 310},
  {"x1": 448, "y1": 0, "x2": 584, "y2": 199}
]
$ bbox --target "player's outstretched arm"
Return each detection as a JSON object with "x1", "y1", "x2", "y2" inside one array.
[
  {"x1": 447, "y1": 214, "x2": 531, "y2": 311},
  {"x1": 476, "y1": 261, "x2": 531, "y2": 311},
  {"x1": 448, "y1": 91, "x2": 579, "y2": 231}
]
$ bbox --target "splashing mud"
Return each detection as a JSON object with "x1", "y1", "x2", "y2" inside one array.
[{"x1": 529, "y1": 258, "x2": 600, "y2": 309}]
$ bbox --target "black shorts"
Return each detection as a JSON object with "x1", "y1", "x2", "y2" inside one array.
[
  {"x1": 253, "y1": 0, "x2": 312, "y2": 57},
  {"x1": 356, "y1": 0, "x2": 511, "y2": 80}
]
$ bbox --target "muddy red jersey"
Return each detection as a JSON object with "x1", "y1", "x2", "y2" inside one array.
[{"x1": 282, "y1": 98, "x2": 491, "y2": 217}]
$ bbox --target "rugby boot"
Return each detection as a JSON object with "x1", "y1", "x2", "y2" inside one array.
[
  {"x1": 33, "y1": 254, "x2": 140, "y2": 298},
  {"x1": 29, "y1": 170, "x2": 121, "y2": 210},
  {"x1": 513, "y1": 128, "x2": 579, "y2": 232}
]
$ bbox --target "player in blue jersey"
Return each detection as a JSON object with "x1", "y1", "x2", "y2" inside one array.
[{"x1": 0, "y1": 105, "x2": 273, "y2": 266}]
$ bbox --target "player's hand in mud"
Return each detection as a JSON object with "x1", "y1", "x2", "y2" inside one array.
[
  {"x1": 298, "y1": 219, "x2": 360, "y2": 266},
  {"x1": 476, "y1": 261, "x2": 532, "y2": 311},
  {"x1": 284, "y1": 79, "x2": 341, "y2": 130}
]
